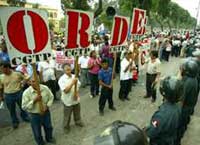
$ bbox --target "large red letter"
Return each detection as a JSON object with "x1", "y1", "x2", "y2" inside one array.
[
  {"x1": 111, "y1": 16, "x2": 129, "y2": 46},
  {"x1": 66, "y1": 10, "x2": 93, "y2": 49},
  {"x1": 131, "y1": 8, "x2": 146, "y2": 35}
]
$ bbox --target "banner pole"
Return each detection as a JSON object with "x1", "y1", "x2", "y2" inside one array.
[
  {"x1": 31, "y1": 63, "x2": 44, "y2": 115},
  {"x1": 111, "y1": 52, "x2": 117, "y2": 86},
  {"x1": 74, "y1": 55, "x2": 79, "y2": 100}
]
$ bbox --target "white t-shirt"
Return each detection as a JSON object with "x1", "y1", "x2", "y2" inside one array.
[
  {"x1": 78, "y1": 56, "x2": 89, "y2": 69},
  {"x1": 120, "y1": 58, "x2": 130, "y2": 80},
  {"x1": 38, "y1": 60, "x2": 56, "y2": 82},
  {"x1": 58, "y1": 74, "x2": 81, "y2": 106},
  {"x1": 146, "y1": 58, "x2": 161, "y2": 74}
]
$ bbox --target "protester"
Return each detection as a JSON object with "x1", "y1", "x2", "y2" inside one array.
[
  {"x1": 78, "y1": 54, "x2": 90, "y2": 88},
  {"x1": 22, "y1": 77, "x2": 55, "y2": 145},
  {"x1": 98, "y1": 59, "x2": 116, "y2": 116},
  {"x1": 0, "y1": 62, "x2": 30, "y2": 129},
  {"x1": 58, "y1": 64, "x2": 84, "y2": 134},
  {"x1": 119, "y1": 51, "x2": 133, "y2": 101},
  {"x1": 38, "y1": 58, "x2": 58, "y2": 100},
  {"x1": 144, "y1": 50, "x2": 161, "y2": 103},
  {"x1": 88, "y1": 50, "x2": 101, "y2": 98}
]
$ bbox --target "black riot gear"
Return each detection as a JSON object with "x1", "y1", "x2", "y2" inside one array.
[
  {"x1": 160, "y1": 76, "x2": 183, "y2": 103},
  {"x1": 94, "y1": 120, "x2": 148, "y2": 145},
  {"x1": 180, "y1": 59, "x2": 199, "y2": 78}
]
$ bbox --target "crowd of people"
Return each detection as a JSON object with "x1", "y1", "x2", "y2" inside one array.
[{"x1": 0, "y1": 29, "x2": 200, "y2": 145}]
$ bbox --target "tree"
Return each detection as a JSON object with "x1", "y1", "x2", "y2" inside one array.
[
  {"x1": 7, "y1": 0, "x2": 26, "y2": 7},
  {"x1": 61, "y1": 0, "x2": 90, "y2": 11},
  {"x1": 49, "y1": 20, "x2": 55, "y2": 31}
]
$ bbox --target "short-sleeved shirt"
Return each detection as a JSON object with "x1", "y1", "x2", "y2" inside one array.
[
  {"x1": 38, "y1": 60, "x2": 56, "y2": 82},
  {"x1": 146, "y1": 58, "x2": 161, "y2": 75},
  {"x1": 0, "y1": 71, "x2": 24, "y2": 94},
  {"x1": 120, "y1": 58, "x2": 130, "y2": 80},
  {"x1": 0, "y1": 52, "x2": 10, "y2": 62},
  {"x1": 78, "y1": 56, "x2": 89, "y2": 69},
  {"x1": 22, "y1": 85, "x2": 54, "y2": 114},
  {"x1": 98, "y1": 68, "x2": 112, "y2": 85},
  {"x1": 88, "y1": 57, "x2": 101, "y2": 74},
  {"x1": 58, "y1": 74, "x2": 81, "y2": 106}
]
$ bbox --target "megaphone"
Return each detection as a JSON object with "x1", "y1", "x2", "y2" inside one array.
[{"x1": 106, "y1": 6, "x2": 116, "y2": 17}]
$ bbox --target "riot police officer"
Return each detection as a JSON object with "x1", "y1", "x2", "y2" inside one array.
[
  {"x1": 94, "y1": 120, "x2": 148, "y2": 145},
  {"x1": 177, "y1": 59, "x2": 199, "y2": 142},
  {"x1": 192, "y1": 50, "x2": 200, "y2": 91},
  {"x1": 145, "y1": 76, "x2": 183, "y2": 145}
]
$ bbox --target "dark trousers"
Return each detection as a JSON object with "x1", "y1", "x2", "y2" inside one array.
[
  {"x1": 146, "y1": 73, "x2": 157, "y2": 100},
  {"x1": 63, "y1": 103, "x2": 82, "y2": 129},
  {"x1": 4, "y1": 90, "x2": 29, "y2": 126},
  {"x1": 119, "y1": 80, "x2": 130, "y2": 99},
  {"x1": 177, "y1": 107, "x2": 192, "y2": 145},
  {"x1": 99, "y1": 87, "x2": 114, "y2": 111},
  {"x1": 44, "y1": 80, "x2": 57, "y2": 100},
  {"x1": 30, "y1": 111, "x2": 53, "y2": 145},
  {"x1": 89, "y1": 73, "x2": 99, "y2": 96}
]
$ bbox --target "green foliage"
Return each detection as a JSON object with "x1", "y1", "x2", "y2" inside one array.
[
  {"x1": 7, "y1": 0, "x2": 26, "y2": 7},
  {"x1": 49, "y1": 20, "x2": 55, "y2": 31},
  {"x1": 61, "y1": 0, "x2": 90, "y2": 10}
]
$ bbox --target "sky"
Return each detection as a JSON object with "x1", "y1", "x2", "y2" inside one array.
[
  {"x1": 27, "y1": 0, "x2": 200, "y2": 23},
  {"x1": 27, "y1": 0, "x2": 62, "y2": 10},
  {"x1": 172, "y1": 0, "x2": 200, "y2": 22}
]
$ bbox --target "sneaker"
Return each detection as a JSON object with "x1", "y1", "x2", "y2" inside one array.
[
  {"x1": 99, "y1": 110, "x2": 104, "y2": 116},
  {"x1": 109, "y1": 107, "x2": 116, "y2": 111}
]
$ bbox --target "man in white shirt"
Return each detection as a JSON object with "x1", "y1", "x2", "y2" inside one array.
[
  {"x1": 58, "y1": 64, "x2": 84, "y2": 134},
  {"x1": 78, "y1": 54, "x2": 90, "y2": 88},
  {"x1": 119, "y1": 51, "x2": 133, "y2": 101},
  {"x1": 38, "y1": 58, "x2": 58, "y2": 100},
  {"x1": 144, "y1": 50, "x2": 161, "y2": 102}
]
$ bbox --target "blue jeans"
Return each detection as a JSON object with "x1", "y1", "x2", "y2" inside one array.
[
  {"x1": 30, "y1": 111, "x2": 53, "y2": 145},
  {"x1": 4, "y1": 90, "x2": 29, "y2": 126},
  {"x1": 89, "y1": 73, "x2": 99, "y2": 96}
]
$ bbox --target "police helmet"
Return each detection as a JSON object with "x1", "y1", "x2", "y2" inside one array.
[
  {"x1": 160, "y1": 76, "x2": 183, "y2": 103},
  {"x1": 94, "y1": 120, "x2": 148, "y2": 145},
  {"x1": 180, "y1": 59, "x2": 199, "y2": 77}
]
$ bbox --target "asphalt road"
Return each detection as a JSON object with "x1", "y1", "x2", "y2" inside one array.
[{"x1": 0, "y1": 57, "x2": 199, "y2": 145}]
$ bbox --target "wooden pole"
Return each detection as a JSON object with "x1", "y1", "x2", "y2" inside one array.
[
  {"x1": 111, "y1": 52, "x2": 117, "y2": 86},
  {"x1": 31, "y1": 63, "x2": 44, "y2": 114},
  {"x1": 74, "y1": 55, "x2": 79, "y2": 100}
]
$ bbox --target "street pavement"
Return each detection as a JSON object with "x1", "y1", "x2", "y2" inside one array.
[{"x1": 0, "y1": 57, "x2": 199, "y2": 145}]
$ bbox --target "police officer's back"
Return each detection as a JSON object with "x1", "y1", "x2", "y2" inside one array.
[
  {"x1": 180, "y1": 59, "x2": 199, "y2": 114},
  {"x1": 145, "y1": 76, "x2": 183, "y2": 145}
]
